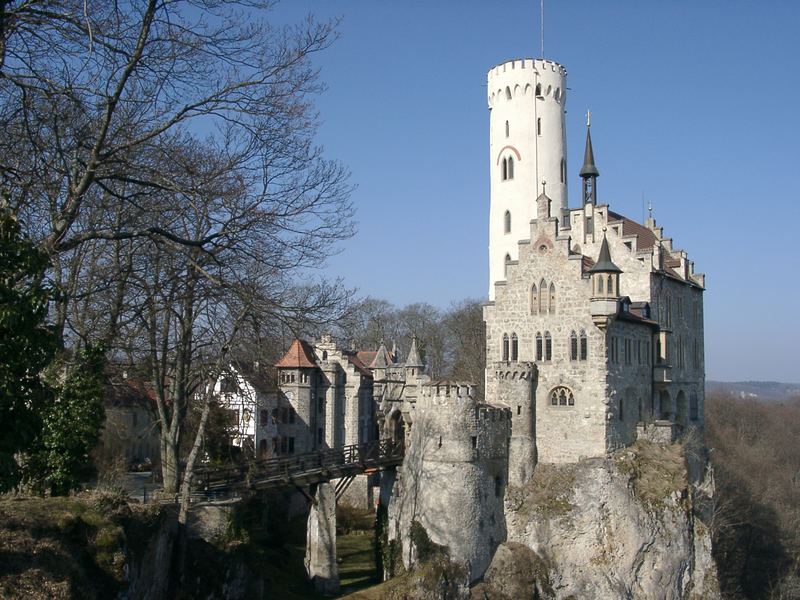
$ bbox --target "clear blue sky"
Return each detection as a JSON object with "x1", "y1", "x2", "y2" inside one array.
[{"x1": 268, "y1": 1, "x2": 799, "y2": 383}]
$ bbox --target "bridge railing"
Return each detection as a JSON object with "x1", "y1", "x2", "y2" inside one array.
[{"x1": 195, "y1": 438, "x2": 404, "y2": 492}]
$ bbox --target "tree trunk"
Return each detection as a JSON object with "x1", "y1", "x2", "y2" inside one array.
[{"x1": 161, "y1": 436, "x2": 180, "y2": 495}]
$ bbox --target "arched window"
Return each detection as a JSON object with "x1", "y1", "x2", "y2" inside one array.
[
  {"x1": 579, "y1": 330, "x2": 588, "y2": 360},
  {"x1": 607, "y1": 275, "x2": 614, "y2": 296},
  {"x1": 502, "y1": 334, "x2": 509, "y2": 361},
  {"x1": 535, "y1": 332, "x2": 543, "y2": 361},
  {"x1": 544, "y1": 331, "x2": 552, "y2": 361},
  {"x1": 539, "y1": 278, "x2": 547, "y2": 313},
  {"x1": 511, "y1": 333, "x2": 519, "y2": 361},
  {"x1": 570, "y1": 331, "x2": 578, "y2": 361},
  {"x1": 597, "y1": 276, "x2": 604, "y2": 294},
  {"x1": 530, "y1": 284, "x2": 538, "y2": 315},
  {"x1": 549, "y1": 386, "x2": 575, "y2": 407},
  {"x1": 535, "y1": 83, "x2": 542, "y2": 97},
  {"x1": 505, "y1": 86, "x2": 512, "y2": 100},
  {"x1": 504, "y1": 210, "x2": 511, "y2": 233},
  {"x1": 504, "y1": 253, "x2": 511, "y2": 277},
  {"x1": 549, "y1": 283, "x2": 556, "y2": 314},
  {"x1": 501, "y1": 157, "x2": 508, "y2": 181},
  {"x1": 505, "y1": 120, "x2": 509, "y2": 137},
  {"x1": 537, "y1": 117, "x2": 542, "y2": 136},
  {"x1": 507, "y1": 156, "x2": 514, "y2": 179}
]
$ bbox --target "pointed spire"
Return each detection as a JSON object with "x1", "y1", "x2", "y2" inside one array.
[
  {"x1": 405, "y1": 335, "x2": 423, "y2": 368},
  {"x1": 588, "y1": 230, "x2": 622, "y2": 274},
  {"x1": 580, "y1": 125, "x2": 599, "y2": 178},
  {"x1": 369, "y1": 339, "x2": 391, "y2": 369}
]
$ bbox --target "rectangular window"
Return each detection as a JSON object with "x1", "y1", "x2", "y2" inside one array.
[
  {"x1": 536, "y1": 338, "x2": 543, "y2": 361},
  {"x1": 570, "y1": 336, "x2": 578, "y2": 361},
  {"x1": 537, "y1": 117, "x2": 542, "y2": 135},
  {"x1": 580, "y1": 337, "x2": 588, "y2": 361}
]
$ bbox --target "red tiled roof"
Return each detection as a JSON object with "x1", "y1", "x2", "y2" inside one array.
[
  {"x1": 275, "y1": 339, "x2": 317, "y2": 369},
  {"x1": 607, "y1": 210, "x2": 658, "y2": 251},
  {"x1": 345, "y1": 352, "x2": 373, "y2": 378},
  {"x1": 357, "y1": 351, "x2": 376, "y2": 367}
]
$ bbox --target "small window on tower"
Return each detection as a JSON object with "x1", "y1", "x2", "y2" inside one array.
[
  {"x1": 504, "y1": 210, "x2": 511, "y2": 233},
  {"x1": 537, "y1": 118, "x2": 542, "y2": 136},
  {"x1": 535, "y1": 83, "x2": 542, "y2": 97},
  {"x1": 501, "y1": 157, "x2": 508, "y2": 181},
  {"x1": 507, "y1": 156, "x2": 514, "y2": 179},
  {"x1": 511, "y1": 333, "x2": 519, "y2": 361},
  {"x1": 505, "y1": 120, "x2": 510, "y2": 137},
  {"x1": 502, "y1": 333, "x2": 509, "y2": 361},
  {"x1": 504, "y1": 254, "x2": 511, "y2": 277}
]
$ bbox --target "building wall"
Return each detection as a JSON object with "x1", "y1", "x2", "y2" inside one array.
[
  {"x1": 485, "y1": 215, "x2": 609, "y2": 463},
  {"x1": 606, "y1": 319, "x2": 654, "y2": 450}
]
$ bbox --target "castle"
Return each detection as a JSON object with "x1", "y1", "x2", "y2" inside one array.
[{"x1": 269, "y1": 56, "x2": 706, "y2": 581}]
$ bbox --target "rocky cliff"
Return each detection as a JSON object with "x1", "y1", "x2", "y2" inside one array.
[{"x1": 502, "y1": 439, "x2": 720, "y2": 600}]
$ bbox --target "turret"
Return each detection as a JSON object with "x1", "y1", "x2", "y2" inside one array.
[
  {"x1": 580, "y1": 114, "x2": 599, "y2": 206},
  {"x1": 404, "y1": 335, "x2": 424, "y2": 379},
  {"x1": 487, "y1": 58, "x2": 568, "y2": 299},
  {"x1": 589, "y1": 231, "x2": 622, "y2": 328}
]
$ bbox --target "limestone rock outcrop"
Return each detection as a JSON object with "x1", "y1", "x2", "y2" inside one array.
[{"x1": 503, "y1": 440, "x2": 720, "y2": 600}]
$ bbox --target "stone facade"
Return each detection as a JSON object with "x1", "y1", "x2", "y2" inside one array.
[{"x1": 483, "y1": 58, "x2": 706, "y2": 472}]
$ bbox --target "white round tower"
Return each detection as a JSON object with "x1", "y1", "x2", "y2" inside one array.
[{"x1": 487, "y1": 58, "x2": 568, "y2": 299}]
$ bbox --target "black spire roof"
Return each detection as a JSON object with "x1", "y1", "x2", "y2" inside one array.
[
  {"x1": 580, "y1": 127, "x2": 600, "y2": 178},
  {"x1": 588, "y1": 232, "x2": 621, "y2": 274}
]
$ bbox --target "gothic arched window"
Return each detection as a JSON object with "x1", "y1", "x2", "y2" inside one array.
[
  {"x1": 501, "y1": 157, "x2": 508, "y2": 181},
  {"x1": 505, "y1": 120, "x2": 510, "y2": 137},
  {"x1": 535, "y1": 83, "x2": 542, "y2": 97},
  {"x1": 544, "y1": 331, "x2": 552, "y2": 361},
  {"x1": 607, "y1": 275, "x2": 614, "y2": 296},
  {"x1": 539, "y1": 278, "x2": 547, "y2": 313},
  {"x1": 530, "y1": 284, "x2": 538, "y2": 315},
  {"x1": 502, "y1": 334, "x2": 509, "y2": 361},
  {"x1": 549, "y1": 283, "x2": 556, "y2": 314},
  {"x1": 511, "y1": 333, "x2": 519, "y2": 361},
  {"x1": 504, "y1": 253, "x2": 511, "y2": 278},
  {"x1": 507, "y1": 156, "x2": 514, "y2": 179},
  {"x1": 549, "y1": 386, "x2": 575, "y2": 407},
  {"x1": 579, "y1": 330, "x2": 588, "y2": 360},
  {"x1": 504, "y1": 210, "x2": 511, "y2": 233},
  {"x1": 535, "y1": 332, "x2": 543, "y2": 362},
  {"x1": 570, "y1": 331, "x2": 578, "y2": 361}
]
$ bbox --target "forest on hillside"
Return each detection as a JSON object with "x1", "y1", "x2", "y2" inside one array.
[{"x1": 706, "y1": 392, "x2": 800, "y2": 599}]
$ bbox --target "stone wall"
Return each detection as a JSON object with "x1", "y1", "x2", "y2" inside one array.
[{"x1": 387, "y1": 383, "x2": 511, "y2": 581}]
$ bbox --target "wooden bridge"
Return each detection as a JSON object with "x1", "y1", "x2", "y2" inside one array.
[{"x1": 194, "y1": 438, "x2": 404, "y2": 498}]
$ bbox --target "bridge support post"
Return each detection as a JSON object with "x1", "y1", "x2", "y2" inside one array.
[{"x1": 305, "y1": 482, "x2": 339, "y2": 595}]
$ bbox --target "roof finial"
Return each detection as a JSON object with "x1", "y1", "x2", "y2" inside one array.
[
  {"x1": 586, "y1": 109, "x2": 591, "y2": 127},
  {"x1": 648, "y1": 200, "x2": 653, "y2": 219},
  {"x1": 542, "y1": 180, "x2": 547, "y2": 194}
]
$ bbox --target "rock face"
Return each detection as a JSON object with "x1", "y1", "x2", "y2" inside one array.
[{"x1": 503, "y1": 440, "x2": 720, "y2": 600}]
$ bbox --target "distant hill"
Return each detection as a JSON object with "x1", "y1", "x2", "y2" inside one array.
[{"x1": 706, "y1": 380, "x2": 800, "y2": 402}]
